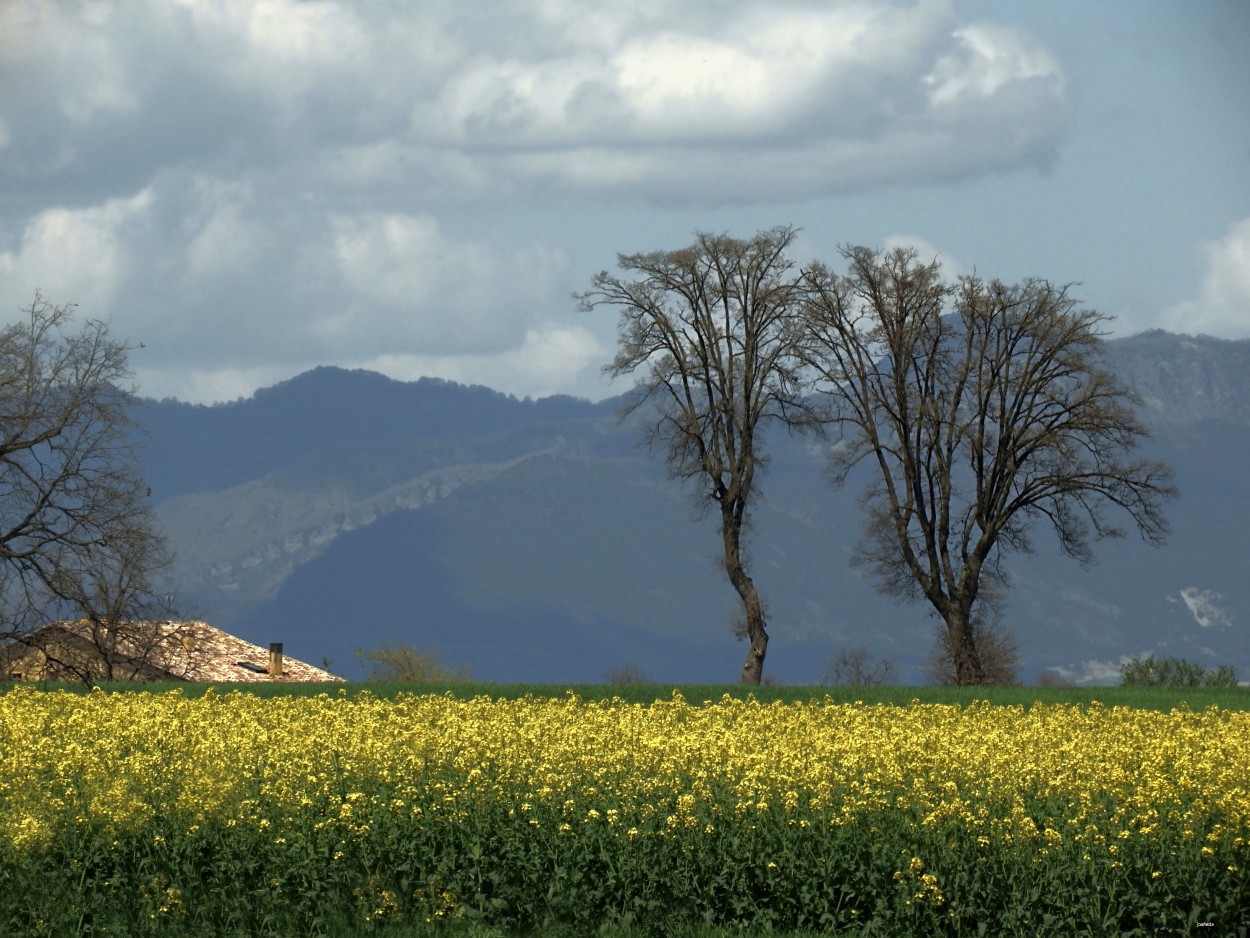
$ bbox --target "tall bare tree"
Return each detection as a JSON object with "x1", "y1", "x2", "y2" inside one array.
[
  {"x1": 579, "y1": 227, "x2": 812, "y2": 684},
  {"x1": 0, "y1": 293, "x2": 174, "y2": 676},
  {"x1": 801, "y1": 247, "x2": 1175, "y2": 684}
]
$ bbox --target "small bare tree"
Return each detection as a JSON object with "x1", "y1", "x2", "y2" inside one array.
[
  {"x1": 801, "y1": 247, "x2": 1175, "y2": 684},
  {"x1": 39, "y1": 509, "x2": 179, "y2": 683},
  {"x1": 821, "y1": 646, "x2": 896, "y2": 686},
  {"x1": 604, "y1": 662, "x2": 654, "y2": 685},
  {"x1": 354, "y1": 643, "x2": 470, "y2": 683},
  {"x1": 0, "y1": 293, "x2": 174, "y2": 678},
  {"x1": 1036, "y1": 669, "x2": 1074, "y2": 688},
  {"x1": 579, "y1": 227, "x2": 813, "y2": 684}
]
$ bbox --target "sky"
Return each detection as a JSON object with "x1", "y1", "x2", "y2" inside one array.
[{"x1": 1, "y1": 0, "x2": 1248, "y2": 405}]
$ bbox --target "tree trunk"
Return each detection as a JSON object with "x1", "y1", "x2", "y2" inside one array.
[
  {"x1": 945, "y1": 604, "x2": 985, "y2": 685},
  {"x1": 723, "y1": 510, "x2": 768, "y2": 685}
]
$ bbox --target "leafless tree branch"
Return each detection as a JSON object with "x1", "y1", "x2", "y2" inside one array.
[
  {"x1": 0, "y1": 293, "x2": 175, "y2": 683},
  {"x1": 801, "y1": 248, "x2": 1175, "y2": 684},
  {"x1": 578, "y1": 227, "x2": 814, "y2": 684}
]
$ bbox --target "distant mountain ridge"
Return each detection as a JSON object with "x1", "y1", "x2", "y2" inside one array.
[
  {"x1": 1103, "y1": 331, "x2": 1250, "y2": 426},
  {"x1": 137, "y1": 332, "x2": 1250, "y2": 684},
  {"x1": 137, "y1": 368, "x2": 607, "y2": 501}
]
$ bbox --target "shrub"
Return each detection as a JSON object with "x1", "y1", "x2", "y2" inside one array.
[
  {"x1": 1120, "y1": 654, "x2": 1238, "y2": 688},
  {"x1": 354, "y1": 642, "x2": 471, "y2": 682}
]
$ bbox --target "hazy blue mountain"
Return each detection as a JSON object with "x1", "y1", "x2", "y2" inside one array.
[
  {"x1": 137, "y1": 333, "x2": 1250, "y2": 684},
  {"x1": 137, "y1": 368, "x2": 606, "y2": 501}
]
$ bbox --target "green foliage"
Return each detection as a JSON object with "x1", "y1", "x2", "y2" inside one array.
[
  {"x1": 354, "y1": 644, "x2": 471, "y2": 683},
  {"x1": 2, "y1": 691, "x2": 1248, "y2": 935},
  {"x1": 8, "y1": 680, "x2": 1250, "y2": 711},
  {"x1": 1120, "y1": 654, "x2": 1239, "y2": 688},
  {"x1": 2, "y1": 784, "x2": 1245, "y2": 936}
]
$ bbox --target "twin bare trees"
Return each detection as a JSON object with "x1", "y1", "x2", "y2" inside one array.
[{"x1": 580, "y1": 227, "x2": 1174, "y2": 685}]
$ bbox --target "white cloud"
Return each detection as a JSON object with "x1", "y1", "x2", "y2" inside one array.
[
  {"x1": 1178, "y1": 587, "x2": 1232, "y2": 629},
  {"x1": 26, "y1": 2, "x2": 139, "y2": 125},
  {"x1": 1051, "y1": 652, "x2": 1150, "y2": 686},
  {"x1": 329, "y1": 212, "x2": 570, "y2": 353},
  {"x1": 136, "y1": 361, "x2": 306, "y2": 406},
  {"x1": 136, "y1": 321, "x2": 609, "y2": 406},
  {"x1": 0, "y1": 176, "x2": 576, "y2": 403},
  {"x1": 415, "y1": 0, "x2": 1067, "y2": 200},
  {"x1": 184, "y1": 183, "x2": 273, "y2": 281},
  {"x1": 0, "y1": 188, "x2": 153, "y2": 310},
  {"x1": 882, "y1": 235, "x2": 966, "y2": 278},
  {"x1": 363, "y1": 322, "x2": 608, "y2": 402},
  {"x1": 1162, "y1": 218, "x2": 1250, "y2": 339},
  {"x1": 0, "y1": 0, "x2": 1075, "y2": 404},
  {"x1": 240, "y1": 0, "x2": 367, "y2": 62},
  {"x1": 170, "y1": 0, "x2": 373, "y2": 122},
  {"x1": 1, "y1": 0, "x2": 1069, "y2": 204},
  {"x1": 926, "y1": 23, "x2": 1062, "y2": 108}
]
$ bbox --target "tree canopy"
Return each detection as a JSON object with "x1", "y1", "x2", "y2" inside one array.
[
  {"x1": 800, "y1": 246, "x2": 1174, "y2": 683},
  {"x1": 0, "y1": 293, "x2": 172, "y2": 655},
  {"x1": 579, "y1": 226, "x2": 813, "y2": 684}
]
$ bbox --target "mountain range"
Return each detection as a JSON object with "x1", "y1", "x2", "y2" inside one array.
[{"x1": 135, "y1": 331, "x2": 1250, "y2": 684}]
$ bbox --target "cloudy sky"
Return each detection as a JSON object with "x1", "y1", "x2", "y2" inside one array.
[{"x1": 2, "y1": 0, "x2": 1248, "y2": 405}]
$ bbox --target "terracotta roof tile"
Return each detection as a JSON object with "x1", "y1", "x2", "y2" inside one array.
[{"x1": 14, "y1": 620, "x2": 344, "y2": 683}]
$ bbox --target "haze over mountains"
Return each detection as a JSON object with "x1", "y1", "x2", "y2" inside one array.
[{"x1": 136, "y1": 331, "x2": 1250, "y2": 684}]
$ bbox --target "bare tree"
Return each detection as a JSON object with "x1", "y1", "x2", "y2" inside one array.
[
  {"x1": 579, "y1": 227, "x2": 812, "y2": 684},
  {"x1": 801, "y1": 247, "x2": 1175, "y2": 684},
  {"x1": 37, "y1": 507, "x2": 179, "y2": 683},
  {"x1": 1036, "y1": 669, "x2": 1074, "y2": 688},
  {"x1": 604, "y1": 662, "x2": 654, "y2": 686},
  {"x1": 923, "y1": 617, "x2": 1019, "y2": 685},
  {"x1": 354, "y1": 643, "x2": 470, "y2": 683},
  {"x1": 0, "y1": 293, "x2": 174, "y2": 677},
  {"x1": 821, "y1": 645, "x2": 895, "y2": 686}
]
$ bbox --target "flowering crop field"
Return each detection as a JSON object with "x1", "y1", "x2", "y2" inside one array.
[{"x1": 0, "y1": 687, "x2": 1247, "y2": 936}]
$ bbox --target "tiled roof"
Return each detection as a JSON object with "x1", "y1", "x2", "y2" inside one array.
[{"x1": 18, "y1": 620, "x2": 344, "y2": 683}]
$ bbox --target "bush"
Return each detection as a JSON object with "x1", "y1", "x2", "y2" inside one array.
[
  {"x1": 1120, "y1": 654, "x2": 1238, "y2": 688},
  {"x1": 354, "y1": 643, "x2": 471, "y2": 683}
]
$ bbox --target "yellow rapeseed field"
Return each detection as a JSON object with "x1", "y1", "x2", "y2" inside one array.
[
  {"x1": 2, "y1": 687, "x2": 1248, "y2": 854},
  {"x1": 0, "y1": 687, "x2": 1246, "y2": 934}
]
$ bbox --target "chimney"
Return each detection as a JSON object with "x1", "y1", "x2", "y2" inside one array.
[{"x1": 269, "y1": 642, "x2": 284, "y2": 679}]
